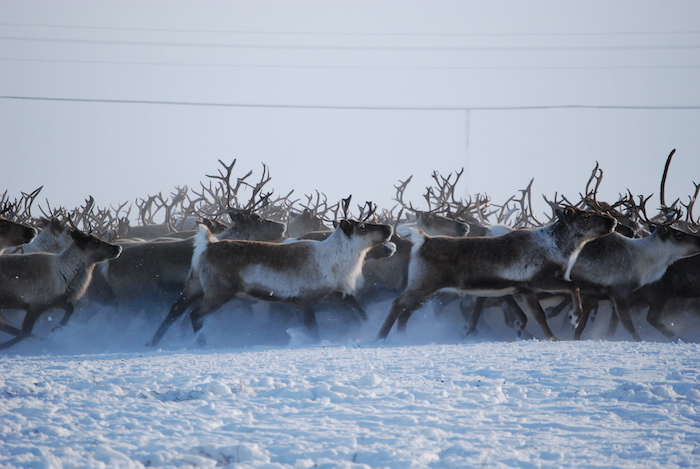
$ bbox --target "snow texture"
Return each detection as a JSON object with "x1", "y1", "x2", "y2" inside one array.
[{"x1": 1, "y1": 297, "x2": 700, "y2": 468}]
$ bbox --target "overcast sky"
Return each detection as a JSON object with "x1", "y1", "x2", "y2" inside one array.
[{"x1": 2, "y1": 1, "x2": 699, "y2": 221}]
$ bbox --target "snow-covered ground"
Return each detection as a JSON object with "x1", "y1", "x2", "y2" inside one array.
[{"x1": 2, "y1": 297, "x2": 700, "y2": 468}]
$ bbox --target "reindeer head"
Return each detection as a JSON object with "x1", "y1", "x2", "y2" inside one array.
[
  {"x1": 650, "y1": 225, "x2": 700, "y2": 260},
  {"x1": 337, "y1": 219, "x2": 393, "y2": 247},
  {"x1": 0, "y1": 216, "x2": 37, "y2": 249},
  {"x1": 555, "y1": 206, "x2": 617, "y2": 243},
  {"x1": 223, "y1": 210, "x2": 287, "y2": 241},
  {"x1": 70, "y1": 229, "x2": 122, "y2": 263}
]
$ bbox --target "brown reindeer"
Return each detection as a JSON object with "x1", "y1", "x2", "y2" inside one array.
[
  {"x1": 92, "y1": 213, "x2": 286, "y2": 315},
  {"x1": 0, "y1": 216, "x2": 37, "y2": 254},
  {"x1": 0, "y1": 229, "x2": 122, "y2": 348},
  {"x1": 378, "y1": 207, "x2": 616, "y2": 340}
]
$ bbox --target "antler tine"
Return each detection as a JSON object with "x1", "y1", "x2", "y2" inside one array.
[
  {"x1": 633, "y1": 193, "x2": 658, "y2": 226},
  {"x1": 660, "y1": 149, "x2": 676, "y2": 208},
  {"x1": 241, "y1": 163, "x2": 274, "y2": 212},
  {"x1": 206, "y1": 159, "x2": 241, "y2": 209},
  {"x1": 358, "y1": 201, "x2": 377, "y2": 222},
  {"x1": 341, "y1": 195, "x2": 352, "y2": 220},
  {"x1": 681, "y1": 182, "x2": 700, "y2": 226},
  {"x1": 580, "y1": 162, "x2": 608, "y2": 213},
  {"x1": 18, "y1": 186, "x2": 43, "y2": 220},
  {"x1": 393, "y1": 176, "x2": 420, "y2": 214},
  {"x1": 66, "y1": 215, "x2": 80, "y2": 232}
]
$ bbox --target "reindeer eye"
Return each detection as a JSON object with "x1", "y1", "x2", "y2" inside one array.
[
  {"x1": 0, "y1": 221, "x2": 8, "y2": 231},
  {"x1": 674, "y1": 231, "x2": 686, "y2": 241}
]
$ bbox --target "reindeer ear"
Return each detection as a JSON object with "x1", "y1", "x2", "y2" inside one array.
[
  {"x1": 50, "y1": 218, "x2": 62, "y2": 232},
  {"x1": 338, "y1": 219, "x2": 354, "y2": 236},
  {"x1": 652, "y1": 224, "x2": 668, "y2": 238}
]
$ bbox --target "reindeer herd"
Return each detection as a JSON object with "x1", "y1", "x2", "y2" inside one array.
[{"x1": 1, "y1": 152, "x2": 700, "y2": 350}]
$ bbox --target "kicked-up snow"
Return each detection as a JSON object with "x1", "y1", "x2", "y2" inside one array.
[{"x1": 1, "y1": 298, "x2": 700, "y2": 468}]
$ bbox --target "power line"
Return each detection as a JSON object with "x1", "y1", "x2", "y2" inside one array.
[
  {"x1": 2, "y1": 56, "x2": 699, "y2": 71},
  {"x1": 1, "y1": 35, "x2": 700, "y2": 52},
  {"x1": 1, "y1": 95, "x2": 699, "y2": 111},
  {"x1": 2, "y1": 22, "x2": 700, "y2": 37}
]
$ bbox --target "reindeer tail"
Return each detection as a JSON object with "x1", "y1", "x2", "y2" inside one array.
[{"x1": 192, "y1": 224, "x2": 216, "y2": 272}]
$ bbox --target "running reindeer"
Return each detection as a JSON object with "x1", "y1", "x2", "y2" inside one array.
[
  {"x1": 148, "y1": 205, "x2": 394, "y2": 346},
  {"x1": 0, "y1": 223, "x2": 122, "y2": 348},
  {"x1": 378, "y1": 205, "x2": 616, "y2": 341}
]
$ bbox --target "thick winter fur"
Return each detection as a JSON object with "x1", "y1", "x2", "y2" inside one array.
[
  {"x1": 378, "y1": 207, "x2": 616, "y2": 340},
  {"x1": 91, "y1": 214, "x2": 286, "y2": 312},
  {"x1": 20, "y1": 218, "x2": 73, "y2": 254},
  {"x1": 633, "y1": 254, "x2": 700, "y2": 339},
  {"x1": 285, "y1": 210, "x2": 331, "y2": 238},
  {"x1": 568, "y1": 225, "x2": 700, "y2": 340},
  {"x1": 397, "y1": 211, "x2": 470, "y2": 238},
  {"x1": 148, "y1": 219, "x2": 393, "y2": 346},
  {"x1": 0, "y1": 230, "x2": 122, "y2": 348},
  {"x1": 0, "y1": 216, "x2": 37, "y2": 254}
]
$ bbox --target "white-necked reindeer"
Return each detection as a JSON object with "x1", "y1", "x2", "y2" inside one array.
[
  {"x1": 378, "y1": 207, "x2": 616, "y2": 340},
  {"x1": 148, "y1": 219, "x2": 393, "y2": 346},
  {"x1": 568, "y1": 224, "x2": 700, "y2": 341}
]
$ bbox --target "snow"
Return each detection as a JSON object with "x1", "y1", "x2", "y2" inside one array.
[{"x1": 2, "y1": 297, "x2": 700, "y2": 468}]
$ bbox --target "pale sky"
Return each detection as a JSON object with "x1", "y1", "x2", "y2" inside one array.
[{"x1": 2, "y1": 1, "x2": 699, "y2": 221}]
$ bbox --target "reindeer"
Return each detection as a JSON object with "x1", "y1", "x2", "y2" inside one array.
[
  {"x1": 286, "y1": 209, "x2": 332, "y2": 239},
  {"x1": 148, "y1": 219, "x2": 393, "y2": 346},
  {"x1": 632, "y1": 253, "x2": 700, "y2": 339},
  {"x1": 0, "y1": 216, "x2": 37, "y2": 254},
  {"x1": 378, "y1": 207, "x2": 616, "y2": 340},
  {"x1": 546, "y1": 151, "x2": 700, "y2": 340},
  {"x1": 0, "y1": 229, "x2": 122, "y2": 348},
  {"x1": 92, "y1": 212, "x2": 286, "y2": 315},
  {"x1": 285, "y1": 191, "x2": 333, "y2": 238},
  {"x1": 565, "y1": 224, "x2": 700, "y2": 341},
  {"x1": 599, "y1": 179, "x2": 700, "y2": 340}
]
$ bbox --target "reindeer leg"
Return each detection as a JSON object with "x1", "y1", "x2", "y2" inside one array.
[
  {"x1": 378, "y1": 287, "x2": 431, "y2": 339},
  {"x1": 612, "y1": 296, "x2": 641, "y2": 341},
  {"x1": 148, "y1": 293, "x2": 201, "y2": 346},
  {"x1": 646, "y1": 299, "x2": 676, "y2": 340},
  {"x1": 607, "y1": 308, "x2": 620, "y2": 338},
  {"x1": 462, "y1": 296, "x2": 486, "y2": 336},
  {"x1": 503, "y1": 295, "x2": 528, "y2": 337},
  {"x1": 0, "y1": 308, "x2": 44, "y2": 349},
  {"x1": 297, "y1": 300, "x2": 320, "y2": 340},
  {"x1": 337, "y1": 293, "x2": 368, "y2": 322},
  {"x1": 522, "y1": 292, "x2": 558, "y2": 340},
  {"x1": 188, "y1": 296, "x2": 230, "y2": 347},
  {"x1": 53, "y1": 302, "x2": 75, "y2": 331},
  {"x1": 0, "y1": 315, "x2": 22, "y2": 337},
  {"x1": 573, "y1": 296, "x2": 597, "y2": 340},
  {"x1": 148, "y1": 277, "x2": 204, "y2": 346},
  {"x1": 546, "y1": 296, "x2": 571, "y2": 319}
]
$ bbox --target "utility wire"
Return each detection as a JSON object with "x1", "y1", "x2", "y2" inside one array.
[
  {"x1": 1, "y1": 22, "x2": 700, "y2": 37},
  {"x1": 1, "y1": 95, "x2": 699, "y2": 111},
  {"x1": 1, "y1": 57, "x2": 698, "y2": 71},
  {"x1": 1, "y1": 35, "x2": 699, "y2": 52}
]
